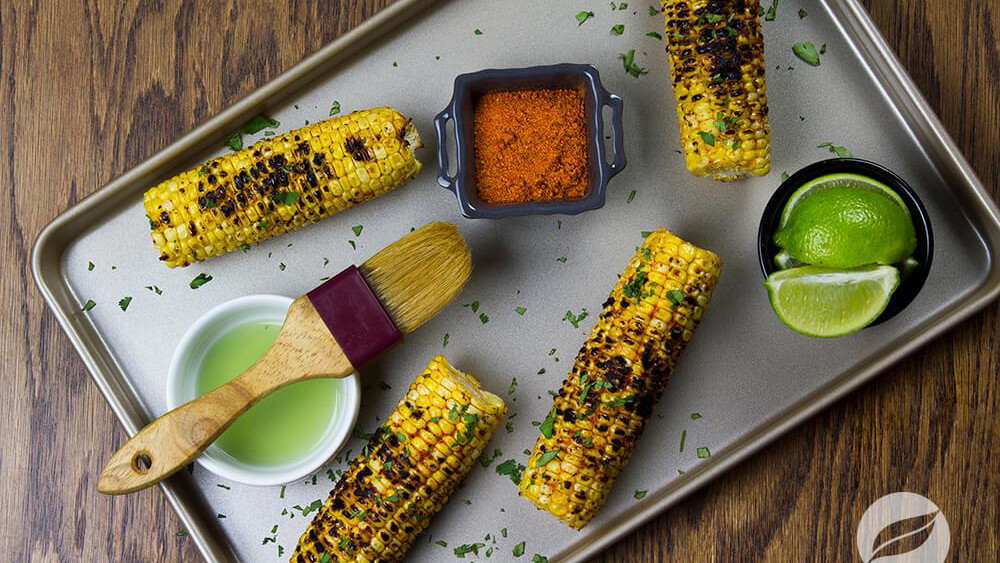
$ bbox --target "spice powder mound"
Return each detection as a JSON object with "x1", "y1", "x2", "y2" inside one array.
[{"x1": 473, "y1": 88, "x2": 589, "y2": 204}]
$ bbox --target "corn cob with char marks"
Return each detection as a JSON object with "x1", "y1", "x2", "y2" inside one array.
[
  {"x1": 145, "y1": 108, "x2": 422, "y2": 268},
  {"x1": 292, "y1": 356, "x2": 506, "y2": 563},
  {"x1": 662, "y1": 0, "x2": 771, "y2": 181},
  {"x1": 519, "y1": 230, "x2": 721, "y2": 529}
]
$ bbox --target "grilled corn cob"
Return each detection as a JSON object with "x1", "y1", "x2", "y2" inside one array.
[
  {"x1": 145, "y1": 108, "x2": 423, "y2": 267},
  {"x1": 519, "y1": 230, "x2": 721, "y2": 529},
  {"x1": 292, "y1": 356, "x2": 506, "y2": 563},
  {"x1": 662, "y1": 0, "x2": 771, "y2": 181}
]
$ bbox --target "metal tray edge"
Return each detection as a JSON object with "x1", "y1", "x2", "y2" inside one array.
[{"x1": 28, "y1": 0, "x2": 1000, "y2": 561}]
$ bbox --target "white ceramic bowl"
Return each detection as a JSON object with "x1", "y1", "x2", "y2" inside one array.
[{"x1": 166, "y1": 294, "x2": 360, "y2": 486}]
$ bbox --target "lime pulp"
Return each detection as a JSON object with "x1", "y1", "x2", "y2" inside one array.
[{"x1": 764, "y1": 264, "x2": 900, "y2": 337}]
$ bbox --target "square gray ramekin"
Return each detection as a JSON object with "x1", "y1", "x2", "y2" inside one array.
[{"x1": 434, "y1": 63, "x2": 626, "y2": 219}]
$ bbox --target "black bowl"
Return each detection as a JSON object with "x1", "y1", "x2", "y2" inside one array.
[{"x1": 757, "y1": 158, "x2": 933, "y2": 326}]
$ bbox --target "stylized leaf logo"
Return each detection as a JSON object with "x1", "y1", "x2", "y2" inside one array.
[
  {"x1": 869, "y1": 510, "x2": 939, "y2": 561},
  {"x1": 856, "y1": 492, "x2": 950, "y2": 563}
]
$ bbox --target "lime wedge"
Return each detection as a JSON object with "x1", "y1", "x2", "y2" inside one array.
[
  {"x1": 779, "y1": 173, "x2": 909, "y2": 228},
  {"x1": 774, "y1": 173, "x2": 917, "y2": 268},
  {"x1": 765, "y1": 265, "x2": 900, "y2": 337}
]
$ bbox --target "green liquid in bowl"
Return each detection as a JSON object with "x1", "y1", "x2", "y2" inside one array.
[{"x1": 195, "y1": 322, "x2": 337, "y2": 467}]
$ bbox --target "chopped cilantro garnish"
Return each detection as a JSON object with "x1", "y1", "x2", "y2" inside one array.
[
  {"x1": 279, "y1": 485, "x2": 286, "y2": 498},
  {"x1": 645, "y1": 31, "x2": 662, "y2": 40},
  {"x1": 217, "y1": 483, "x2": 230, "y2": 490},
  {"x1": 474, "y1": 28, "x2": 483, "y2": 35},
  {"x1": 224, "y1": 133, "x2": 243, "y2": 151},
  {"x1": 513, "y1": 541, "x2": 526, "y2": 557},
  {"x1": 539, "y1": 408, "x2": 557, "y2": 439},
  {"x1": 242, "y1": 114, "x2": 279, "y2": 134},
  {"x1": 641, "y1": 230, "x2": 652, "y2": 238},
  {"x1": 87, "y1": 261, "x2": 95, "y2": 271},
  {"x1": 443, "y1": 332, "x2": 450, "y2": 347},
  {"x1": 352, "y1": 224, "x2": 363, "y2": 237},
  {"x1": 534, "y1": 450, "x2": 559, "y2": 467},
  {"x1": 319, "y1": 554, "x2": 331, "y2": 563},
  {"x1": 515, "y1": 306, "x2": 527, "y2": 315},
  {"x1": 81, "y1": 300, "x2": 96, "y2": 312},
  {"x1": 118, "y1": 296, "x2": 132, "y2": 311},
  {"x1": 329, "y1": 101, "x2": 341, "y2": 116},
  {"x1": 508, "y1": 377, "x2": 518, "y2": 394},
  {"x1": 622, "y1": 271, "x2": 649, "y2": 299},
  {"x1": 696, "y1": 446, "x2": 711, "y2": 459},
  {"x1": 576, "y1": 11, "x2": 595, "y2": 25},
  {"x1": 348, "y1": 240, "x2": 356, "y2": 250},
  {"x1": 763, "y1": 0, "x2": 779, "y2": 20},
  {"x1": 256, "y1": 219, "x2": 270, "y2": 230},
  {"x1": 792, "y1": 42, "x2": 821, "y2": 66},
  {"x1": 479, "y1": 447, "x2": 503, "y2": 468},
  {"x1": 189, "y1": 273, "x2": 213, "y2": 289},
  {"x1": 648, "y1": 5, "x2": 659, "y2": 16},
  {"x1": 698, "y1": 12, "x2": 723, "y2": 23},
  {"x1": 464, "y1": 300, "x2": 480, "y2": 312},
  {"x1": 697, "y1": 131, "x2": 716, "y2": 146},
  {"x1": 277, "y1": 262, "x2": 286, "y2": 271},
  {"x1": 781, "y1": 171, "x2": 790, "y2": 182},
  {"x1": 262, "y1": 131, "x2": 275, "y2": 137},
  {"x1": 798, "y1": 8, "x2": 807, "y2": 18},
  {"x1": 627, "y1": 189, "x2": 637, "y2": 203},
  {"x1": 605, "y1": 395, "x2": 634, "y2": 407},
  {"x1": 556, "y1": 256, "x2": 567, "y2": 263},
  {"x1": 691, "y1": 412, "x2": 702, "y2": 420},
  {"x1": 271, "y1": 191, "x2": 300, "y2": 206},
  {"x1": 680, "y1": 429, "x2": 687, "y2": 452},
  {"x1": 495, "y1": 459, "x2": 525, "y2": 484},
  {"x1": 217, "y1": 513, "x2": 226, "y2": 519},
  {"x1": 145, "y1": 285, "x2": 162, "y2": 295},
  {"x1": 611, "y1": 24, "x2": 624, "y2": 35},
  {"x1": 634, "y1": 490, "x2": 648, "y2": 499},
  {"x1": 820, "y1": 43, "x2": 827, "y2": 54},
  {"x1": 817, "y1": 142, "x2": 852, "y2": 158},
  {"x1": 666, "y1": 289, "x2": 684, "y2": 308},
  {"x1": 532, "y1": 555, "x2": 549, "y2": 563},
  {"x1": 562, "y1": 308, "x2": 589, "y2": 328},
  {"x1": 619, "y1": 49, "x2": 648, "y2": 77},
  {"x1": 176, "y1": 529, "x2": 187, "y2": 537},
  {"x1": 479, "y1": 312, "x2": 490, "y2": 324},
  {"x1": 435, "y1": 540, "x2": 448, "y2": 547},
  {"x1": 454, "y1": 542, "x2": 485, "y2": 557}
]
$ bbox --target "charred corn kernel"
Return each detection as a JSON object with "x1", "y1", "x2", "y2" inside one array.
[
  {"x1": 292, "y1": 356, "x2": 506, "y2": 563},
  {"x1": 519, "y1": 230, "x2": 722, "y2": 529},
  {"x1": 662, "y1": 0, "x2": 771, "y2": 181},
  {"x1": 144, "y1": 108, "x2": 423, "y2": 268}
]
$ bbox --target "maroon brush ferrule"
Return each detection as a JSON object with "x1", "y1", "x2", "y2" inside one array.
[{"x1": 306, "y1": 265, "x2": 402, "y2": 369}]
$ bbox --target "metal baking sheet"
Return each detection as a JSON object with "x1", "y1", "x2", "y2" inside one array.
[{"x1": 32, "y1": 0, "x2": 1000, "y2": 561}]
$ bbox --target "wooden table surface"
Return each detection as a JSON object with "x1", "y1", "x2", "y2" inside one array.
[{"x1": 2, "y1": 0, "x2": 996, "y2": 561}]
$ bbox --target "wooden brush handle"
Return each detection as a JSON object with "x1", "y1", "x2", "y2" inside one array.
[{"x1": 97, "y1": 297, "x2": 353, "y2": 495}]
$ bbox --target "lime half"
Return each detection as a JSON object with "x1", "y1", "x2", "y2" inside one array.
[
  {"x1": 774, "y1": 173, "x2": 917, "y2": 268},
  {"x1": 765, "y1": 265, "x2": 900, "y2": 337}
]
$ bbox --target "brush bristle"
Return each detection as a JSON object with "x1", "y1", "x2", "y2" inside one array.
[{"x1": 359, "y1": 222, "x2": 472, "y2": 334}]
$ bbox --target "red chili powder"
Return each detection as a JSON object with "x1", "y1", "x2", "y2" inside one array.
[{"x1": 473, "y1": 88, "x2": 589, "y2": 204}]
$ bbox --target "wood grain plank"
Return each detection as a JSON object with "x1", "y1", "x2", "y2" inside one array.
[{"x1": 1, "y1": 0, "x2": 996, "y2": 561}]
